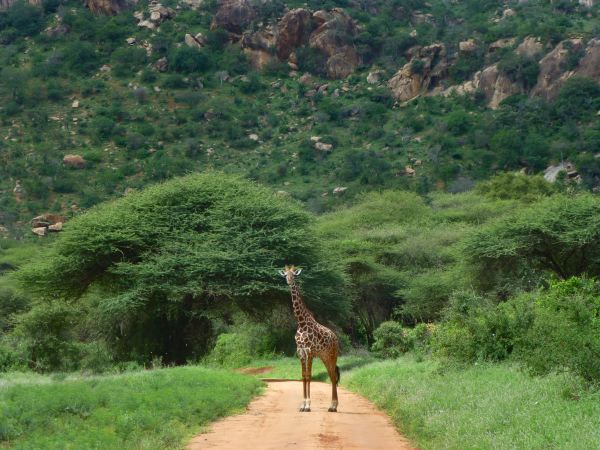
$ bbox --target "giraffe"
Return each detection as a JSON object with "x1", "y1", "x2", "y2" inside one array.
[{"x1": 279, "y1": 265, "x2": 340, "y2": 412}]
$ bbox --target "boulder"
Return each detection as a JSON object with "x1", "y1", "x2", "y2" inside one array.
[
  {"x1": 85, "y1": 0, "x2": 130, "y2": 15},
  {"x1": 154, "y1": 57, "x2": 169, "y2": 72},
  {"x1": 544, "y1": 162, "x2": 578, "y2": 182},
  {"x1": 477, "y1": 64, "x2": 521, "y2": 109},
  {"x1": 488, "y1": 37, "x2": 517, "y2": 54},
  {"x1": 32, "y1": 227, "x2": 46, "y2": 237},
  {"x1": 315, "y1": 142, "x2": 333, "y2": 151},
  {"x1": 459, "y1": 39, "x2": 476, "y2": 53},
  {"x1": 388, "y1": 43, "x2": 447, "y2": 101},
  {"x1": 276, "y1": 8, "x2": 315, "y2": 60},
  {"x1": 63, "y1": 154, "x2": 86, "y2": 169},
  {"x1": 211, "y1": 0, "x2": 256, "y2": 34},
  {"x1": 48, "y1": 222, "x2": 63, "y2": 232},
  {"x1": 31, "y1": 213, "x2": 65, "y2": 228},
  {"x1": 442, "y1": 63, "x2": 521, "y2": 109},
  {"x1": 332, "y1": 186, "x2": 347, "y2": 195},
  {"x1": 185, "y1": 33, "x2": 205, "y2": 49},
  {"x1": 308, "y1": 8, "x2": 361, "y2": 79},
  {"x1": 515, "y1": 36, "x2": 543, "y2": 58},
  {"x1": 367, "y1": 70, "x2": 384, "y2": 84},
  {"x1": 241, "y1": 27, "x2": 276, "y2": 69},
  {"x1": 530, "y1": 39, "x2": 584, "y2": 101}
]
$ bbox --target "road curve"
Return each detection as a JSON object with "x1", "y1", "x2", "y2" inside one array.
[{"x1": 187, "y1": 380, "x2": 416, "y2": 450}]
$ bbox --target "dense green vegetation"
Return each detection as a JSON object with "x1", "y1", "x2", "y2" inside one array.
[
  {"x1": 345, "y1": 356, "x2": 600, "y2": 450},
  {"x1": 1, "y1": 0, "x2": 600, "y2": 233},
  {"x1": 0, "y1": 366, "x2": 262, "y2": 449}
]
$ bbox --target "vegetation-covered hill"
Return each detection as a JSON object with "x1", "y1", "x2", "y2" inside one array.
[{"x1": 1, "y1": 0, "x2": 600, "y2": 235}]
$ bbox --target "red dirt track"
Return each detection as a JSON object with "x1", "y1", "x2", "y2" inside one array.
[{"x1": 187, "y1": 380, "x2": 416, "y2": 450}]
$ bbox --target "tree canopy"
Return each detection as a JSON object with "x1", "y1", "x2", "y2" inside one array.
[{"x1": 17, "y1": 173, "x2": 347, "y2": 363}]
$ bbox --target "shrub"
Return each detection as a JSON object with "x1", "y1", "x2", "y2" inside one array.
[
  {"x1": 12, "y1": 301, "x2": 81, "y2": 372},
  {"x1": 170, "y1": 47, "x2": 210, "y2": 73},
  {"x1": 296, "y1": 46, "x2": 328, "y2": 77},
  {"x1": 516, "y1": 277, "x2": 600, "y2": 382},
  {"x1": 371, "y1": 321, "x2": 407, "y2": 358},
  {"x1": 475, "y1": 172, "x2": 556, "y2": 201},
  {"x1": 432, "y1": 290, "x2": 534, "y2": 362}
]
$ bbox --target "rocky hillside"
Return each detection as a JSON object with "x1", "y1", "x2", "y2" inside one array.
[{"x1": 1, "y1": 0, "x2": 599, "y2": 236}]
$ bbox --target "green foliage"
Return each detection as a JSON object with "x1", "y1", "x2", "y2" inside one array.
[
  {"x1": 0, "y1": 1, "x2": 44, "y2": 44},
  {"x1": 12, "y1": 301, "x2": 81, "y2": 372},
  {"x1": 170, "y1": 46, "x2": 210, "y2": 74},
  {"x1": 296, "y1": 46, "x2": 328, "y2": 77},
  {"x1": 17, "y1": 173, "x2": 347, "y2": 365},
  {"x1": 0, "y1": 366, "x2": 262, "y2": 448},
  {"x1": 497, "y1": 53, "x2": 540, "y2": 90},
  {"x1": 475, "y1": 172, "x2": 556, "y2": 201},
  {"x1": 517, "y1": 277, "x2": 600, "y2": 382},
  {"x1": 371, "y1": 321, "x2": 408, "y2": 358},
  {"x1": 464, "y1": 194, "x2": 600, "y2": 293},
  {"x1": 345, "y1": 356, "x2": 600, "y2": 450},
  {"x1": 553, "y1": 76, "x2": 600, "y2": 121},
  {"x1": 432, "y1": 291, "x2": 533, "y2": 362}
]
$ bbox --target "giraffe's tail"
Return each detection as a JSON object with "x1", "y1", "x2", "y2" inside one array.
[{"x1": 335, "y1": 365, "x2": 340, "y2": 385}]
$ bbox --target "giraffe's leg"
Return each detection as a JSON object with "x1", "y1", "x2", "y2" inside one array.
[
  {"x1": 305, "y1": 356, "x2": 313, "y2": 412},
  {"x1": 324, "y1": 353, "x2": 339, "y2": 412},
  {"x1": 299, "y1": 353, "x2": 308, "y2": 412}
]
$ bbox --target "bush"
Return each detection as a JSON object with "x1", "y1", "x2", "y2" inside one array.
[
  {"x1": 206, "y1": 320, "x2": 277, "y2": 367},
  {"x1": 371, "y1": 321, "x2": 407, "y2": 358},
  {"x1": 170, "y1": 47, "x2": 210, "y2": 73},
  {"x1": 12, "y1": 301, "x2": 81, "y2": 372},
  {"x1": 432, "y1": 291, "x2": 534, "y2": 362},
  {"x1": 516, "y1": 277, "x2": 600, "y2": 382}
]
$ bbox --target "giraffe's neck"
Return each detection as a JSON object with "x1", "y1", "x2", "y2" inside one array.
[{"x1": 290, "y1": 282, "x2": 316, "y2": 326}]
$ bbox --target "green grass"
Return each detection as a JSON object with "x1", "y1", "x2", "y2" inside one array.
[
  {"x1": 0, "y1": 366, "x2": 262, "y2": 449},
  {"x1": 344, "y1": 355, "x2": 600, "y2": 450},
  {"x1": 241, "y1": 354, "x2": 375, "y2": 381}
]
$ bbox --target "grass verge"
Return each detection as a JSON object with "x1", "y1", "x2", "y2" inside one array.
[
  {"x1": 240, "y1": 354, "x2": 374, "y2": 381},
  {"x1": 0, "y1": 366, "x2": 262, "y2": 449},
  {"x1": 344, "y1": 355, "x2": 600, "y2": 450}
]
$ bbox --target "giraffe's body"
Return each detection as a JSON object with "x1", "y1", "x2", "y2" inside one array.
[{"x1": 281, "y1": 266, "x2": 339, "y2": 412}]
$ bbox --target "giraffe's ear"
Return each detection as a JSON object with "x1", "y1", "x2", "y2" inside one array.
[
  {"x1": 278, "y1": 270, "x2": 286, "y2": 277},
  {"x1": 294, "y1": 268, "x2": 302, "y2": 276}
]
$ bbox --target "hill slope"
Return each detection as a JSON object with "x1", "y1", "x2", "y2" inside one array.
[{"x1": 1, "y1": 0, "x2": 599, "y2": 235}]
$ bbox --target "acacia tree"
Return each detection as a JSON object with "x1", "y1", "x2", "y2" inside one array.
[
  {"x1": 18, "y1": 173, "x2": 348, "y2": 364},
  {"x1": 464, "y1": 194, "x2": 600, "y2": 296}
]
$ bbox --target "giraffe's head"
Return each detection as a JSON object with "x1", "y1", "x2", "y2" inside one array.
[{"x1": 278, "y1": 265, "x2": 302, "y2": 285}]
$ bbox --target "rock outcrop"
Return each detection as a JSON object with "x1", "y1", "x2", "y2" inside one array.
[
  {"x1": 276, "y1": 8, "x2": 315, "y2": 60},
  {"x1": 575, "y1": 38, "x2": 600, "y2": 84},
  {"x1": 63, "y1": 154, "x2": 86, "y2": 169},
  {"x1": 308, "y1": 9, "x2": 361, "y2": 79},
  {"x1": 477, "y1": 64, "x2": 521, "y2": 108},
  {"x1": 0, "y1": 0, "x2": 39, "y2": 9},
  {"x1": 136, "y1": 1, "x2": 175, "y2": 30},
  {"x1": 211, "y1": 0, "x2": 256, "y2": 34},
  {"x1": 388, "y1": 43, "x2": 447, "y2": 102},
  {"x1": 515, "y1": 36, "x2": 543, "y2": 58},
  {"x1": 443, "y1": 64, "x2": 521, "y2": 109},
  {"x1": 530, "y1": 38, "x2": 584, "y2": 101},
  {"x1": 85, "y1": 0, "x2": 130, "y2": 15},
  {"x1": 242, "y1": 27, "x2": 277, "y2": 69}
]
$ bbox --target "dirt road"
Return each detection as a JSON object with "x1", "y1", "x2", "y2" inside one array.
[{"x1": 187, "y1": 380, "x2": 416, "y2": 450}]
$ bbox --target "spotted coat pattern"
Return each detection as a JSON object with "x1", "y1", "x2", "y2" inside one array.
[{"x1": 284, "y1": 267, "x2": 339, "y2": 412}]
